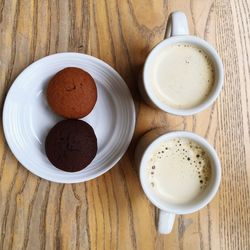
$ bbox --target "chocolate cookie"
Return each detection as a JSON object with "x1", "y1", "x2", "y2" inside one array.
[
  {"x1": 47, "y1": 67, "x2": 97, "y2": 119},
  {"x1": 45, "y1": 120, "x2": 97, "y2": 172}
]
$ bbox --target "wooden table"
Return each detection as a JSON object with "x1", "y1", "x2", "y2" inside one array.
[{"x1": 0, "y1": 0, "x2": 250, "y2": 249}]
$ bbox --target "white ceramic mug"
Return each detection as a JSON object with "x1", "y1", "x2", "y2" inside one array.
[
  {"x1": 135, "y1": 129, "x2": 221, "y2": 234},
  {"x1": 139, "y1": 11, "x2": 224, "y2": 116}
]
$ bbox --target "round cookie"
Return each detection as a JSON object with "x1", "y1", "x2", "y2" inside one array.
[
  {"x1": 47, "y1": 67, "x2": 97, "y2": 119},
  {"x1": 45, "y1": 120, "x2": 97, "y2": 172}
]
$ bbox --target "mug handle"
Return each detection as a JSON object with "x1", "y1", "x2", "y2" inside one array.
[
  {"x1": 158, "y1": 210, "x2": 175, "y2": 234},
  {"x1": 165, "y1": 11, "x2": 189, "y2": 38}
]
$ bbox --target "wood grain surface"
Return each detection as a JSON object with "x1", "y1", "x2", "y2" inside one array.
[{"x1": 0, "y1": 0, "x2": 250, "y2": 249}]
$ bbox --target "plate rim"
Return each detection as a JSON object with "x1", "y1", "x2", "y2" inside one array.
[{"x1": 3, "y1": 52, "x2": 136, "y2": 183}]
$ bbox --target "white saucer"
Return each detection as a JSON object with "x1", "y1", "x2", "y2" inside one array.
[{"x1": 3, "y1": 53, "x2": 136, "y2": 183}]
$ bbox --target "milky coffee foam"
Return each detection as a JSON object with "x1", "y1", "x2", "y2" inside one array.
[
  {"x1": 148, "y1": 138, "x2": 211, "y2": 205},
  {"x1": 150, "y1": 43, "x2": 215, "y2": 109}
]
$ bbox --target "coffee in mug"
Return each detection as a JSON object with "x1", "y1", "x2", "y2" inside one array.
[
  {"x1": 141, "y1": 11, "x2": 223, "y2": 116},
  {"x1": 149, "y1": 43, "x2": 215, "y2": 109},
  {"x1": 136, "y1": 129, "x2": 221, "y2": 234},
  {"x1": 148, "y1": 137, "x2": 211, "y2": 205}
]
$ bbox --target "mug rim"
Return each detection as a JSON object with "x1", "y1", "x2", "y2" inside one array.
[
  {"x1": 139, "y1": 131, "x2": 221, "y2": 214},
  {"x1": 143, "y1": 35, "x2": 224, "y2": 116}
]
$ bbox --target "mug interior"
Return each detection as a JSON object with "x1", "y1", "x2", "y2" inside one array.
[
  {"x1": 143, "y1": 36, "x2": 224, "y2": 116},
  {"x1": 139, "y1": 131, "x2": 221, "y2": 214}
]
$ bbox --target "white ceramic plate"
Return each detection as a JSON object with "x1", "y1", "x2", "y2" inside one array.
[{"x1": 3, "y1": 53, "x2": 136, "y2": 183}]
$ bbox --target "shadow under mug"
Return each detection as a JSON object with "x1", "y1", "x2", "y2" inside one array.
[
  {"x1": 139, "y1": 11, "x2": 224, "y2": 116},
  {"x1": 135, "y1": 129, "x2": 221, "y2": 234}
]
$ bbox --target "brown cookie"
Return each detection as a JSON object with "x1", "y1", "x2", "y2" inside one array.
[
  {"x1": 47, "y1": 67, "x2": 97, "y2": 119},
  {"x1": 45, "y1": 119, "x2": 98, "y2": 172}
]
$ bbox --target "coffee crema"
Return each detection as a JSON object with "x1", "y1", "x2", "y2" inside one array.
[
  {"x1": 150, "y1": 43, "x2": 215, "y2": 109},
  {"x1": 148, "y1": 138, "x2": 211, "y2": 205}
]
